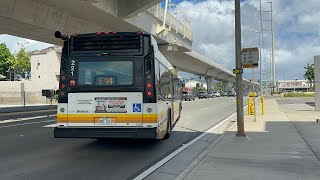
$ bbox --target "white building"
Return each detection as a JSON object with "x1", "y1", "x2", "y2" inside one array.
[
  {"x1": 30, "y1": 46, "x2": 61, "y2": 91},
  {"x1": 278, "y1": 79, "x2": 313, "y2": 92}
]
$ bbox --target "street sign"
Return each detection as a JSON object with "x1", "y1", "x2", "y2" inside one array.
[{"x1": 241, "y1": 47, "x2": 259, "y2": 68}]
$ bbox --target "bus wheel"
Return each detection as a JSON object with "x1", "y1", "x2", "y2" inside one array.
[{"x1": 164, "y1": 110, "x2": 172, "y2": 139}]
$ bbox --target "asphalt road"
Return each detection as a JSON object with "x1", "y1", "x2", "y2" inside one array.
[{"x1": 0, "y1": 97, "x2": 239, "y2": 180}]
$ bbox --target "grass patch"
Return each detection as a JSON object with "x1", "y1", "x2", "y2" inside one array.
[{"x1": 284, "y1": 92, "x2": 315, "y2": 97}]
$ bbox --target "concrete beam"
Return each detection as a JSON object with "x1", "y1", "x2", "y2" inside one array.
[{"x1": 118, "y1": 0, "x2": 162, "y2": 18}]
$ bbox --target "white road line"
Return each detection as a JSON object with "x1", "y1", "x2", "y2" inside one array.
[
  {"x1": 0, "y1": 115, "x2": 56, "y2": 124},
  {"x1": 0, "y1": 120, "x2": 55, "y2": 128},
  {"x1": 43, "y1": 123, "x2": 58, "y2": 128},
  {"x1": 201, "y1": 108, "x2": 209, "y2": 110},
  {"x1": 133, "y1": 111, "x2": 237, "y2": 180}
]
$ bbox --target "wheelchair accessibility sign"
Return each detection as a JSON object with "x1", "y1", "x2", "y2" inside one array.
[{"x1": 133, "y1": 104, "x2": 142, "y2": 112}]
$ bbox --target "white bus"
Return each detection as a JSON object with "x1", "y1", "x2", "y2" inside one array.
[{"x1": 54, "y1": 31, "x2": 182, "y2": 140}]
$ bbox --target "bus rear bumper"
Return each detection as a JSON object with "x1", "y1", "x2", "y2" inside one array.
[{"x1": 54, "y1": 126, "x2": 157, "y2": 139}]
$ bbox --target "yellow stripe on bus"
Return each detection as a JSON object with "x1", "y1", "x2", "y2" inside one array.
[{"x1": 57, "y1": 114, "x2": 157, "y2": 123}]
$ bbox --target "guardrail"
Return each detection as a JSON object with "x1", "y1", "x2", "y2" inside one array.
[{"x1": 147, "y1": 4, "x2": 193, "y2": 41}]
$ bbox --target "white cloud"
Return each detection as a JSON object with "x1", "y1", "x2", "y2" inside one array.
[
  {"x1": 1, "y1": 0, "x2": 320, "y2": 80},
  {"x1": 174, "y1": 0, "x2": 320, "y2": 80}
]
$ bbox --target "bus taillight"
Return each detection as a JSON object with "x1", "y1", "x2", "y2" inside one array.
[
  {"x1": 147, "y1": 92, "x2": 152, "y2": 96},
  {"x1": 70, "y1": 80, "x2": 76, "y2": 87},
  {"x1": 147, "y1": 83, "x2": 152, "y2": 88}
]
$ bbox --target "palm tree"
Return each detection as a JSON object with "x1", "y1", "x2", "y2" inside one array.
[{"x1": 303, "y1": 63, "x2": 314, "y2": 91}]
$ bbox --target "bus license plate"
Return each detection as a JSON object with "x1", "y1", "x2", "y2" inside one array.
[{"x1": 98, "y1": 118, "x2": 114, "y2": 125}]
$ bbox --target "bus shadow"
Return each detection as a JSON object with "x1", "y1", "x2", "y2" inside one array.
[{"x1": 74, "y1": 130, "x2": 202, "y2": 153}]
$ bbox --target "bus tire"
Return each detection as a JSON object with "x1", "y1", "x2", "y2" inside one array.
[{"x1": 164, "y1": 110, "x2": 172, "y2": 139}]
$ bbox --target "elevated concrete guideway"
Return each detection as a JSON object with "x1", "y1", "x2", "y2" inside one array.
[
  {"x1": 0, "y1": 0, "x2": 192, "y2": 49},
  {"x1": 0, "y1": 0, "x2": 259, "y2": 90},
  {"x1": 161, "y1": 47, "x2": 260, "y2": 88}
]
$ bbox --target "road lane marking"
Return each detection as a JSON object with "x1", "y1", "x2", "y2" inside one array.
[
  {"x1": 0, "y1": 115, "x2": 56, "y2": 124},
  {"x1": 43, "y1": 123, "x2": 58, "y2": 128},
  {"x1": 133, "y1": 111, "x2": 237, "y2": 180},
  {"x1": 0, "y1": 119, "x2": 55, "y2": 128},
  {"x1": 201, "y1": 108, "x2": 208, "y2": 110}
]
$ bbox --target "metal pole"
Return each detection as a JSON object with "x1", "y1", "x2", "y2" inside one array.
[
  {"x1": 259, "y1": 32, "x2": 262, "y2": 97},
  {"x1": 271, "y1": 1, "x2": 276, "y2": 93},
  {"x1": 235, "y1": 0, "x2": 245, "y2": 137},
  {"x1": 259, "y1": 0, "x2": 267, "y2": 96},
  {"x1": 252, "y1": 68, "x2": 256, "y2": 121}
]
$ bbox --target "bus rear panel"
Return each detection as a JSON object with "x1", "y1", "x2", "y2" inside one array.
[{"x1": 54, "y1": 32, "x2": 180, "y2": 139}]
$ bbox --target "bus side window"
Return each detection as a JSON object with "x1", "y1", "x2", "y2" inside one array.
[
  {"x1": 159, "y1": 62, "x2": 167, "y2": 100},
  {"x1": 155, "y1": 60, "x2": 162, "y2": 101}
]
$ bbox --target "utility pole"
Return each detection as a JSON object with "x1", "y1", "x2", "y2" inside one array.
[
  {"x1": 235, "y1": 0, "x2": 245, "y2": 137},
  {"x1": 259, "y1": 0, "x2": 264, "y2": 96},
  {"x1": 271, "y1": 1, "x2": 276, "y2": 93}
]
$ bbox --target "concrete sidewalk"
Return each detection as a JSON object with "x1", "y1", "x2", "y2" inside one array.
[{"x1": 175, "y1": 97, "x2": 320, "y2": 180}]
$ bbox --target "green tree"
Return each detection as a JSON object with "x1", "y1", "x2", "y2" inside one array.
[
  {"x1": 303, "y1": 63, "x2": 314, "y2": 91},
  {"x1": 214, "y1": 82, "x2": 223, "y2": 91},
  {"x1": 0, "y1": 43, "x2": 15, "y2": 80},
  {"x1": 14, "y1": 48, "x2": 31, "y2": 78}
]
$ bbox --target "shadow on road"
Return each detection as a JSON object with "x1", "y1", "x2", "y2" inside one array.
[{"x1": 306, "y1": 102, "x2": 315, "y2": 107}]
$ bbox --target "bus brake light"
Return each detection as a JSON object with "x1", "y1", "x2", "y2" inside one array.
[
  {"x1": 147, "y1": 83, "x2": 152, "y2": 88},
  {"x1": 61, "y1": 84, "x2": 66, "y2": 89},
  {"x1": 147, "y1": 92, "x2": 152, "y2": 96},
  {"x1": 70, "y1": 80, "x2": 76, "y2": 86}
]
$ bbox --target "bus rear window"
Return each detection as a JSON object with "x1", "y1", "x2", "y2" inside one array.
[{"x1": 78, "y1": 61, "x2": 133, "y2": 86}]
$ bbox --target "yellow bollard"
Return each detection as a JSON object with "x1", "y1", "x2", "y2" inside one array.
[
  {"x1": 250, "y1": 101, "x2": 254, "y2": 115},
  {"x1": 262, "y1": 96, "x2": 265, "y2": 115},
  {"x1": 248, "y1": 97, "x2": 251, "y2": 115}
]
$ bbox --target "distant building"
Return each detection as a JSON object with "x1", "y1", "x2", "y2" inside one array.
[
  {"x1": 30, "y1": 46, "x2": 61, "y2": 91},
  {"x1": 184, "y1": 80, "x2": 207, "y2": 89},
  {"x1": 278, "y1": 79, "x2": 313, "y2": 92}
]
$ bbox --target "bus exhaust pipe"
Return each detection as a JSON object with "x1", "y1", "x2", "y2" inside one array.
[{"x1": 55, "y1": 31, "x2": 69, "y2": 40}]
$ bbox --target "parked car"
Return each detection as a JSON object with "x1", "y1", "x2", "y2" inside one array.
[
  {"x1": 221, "y1": 91, "x2": 228, "y2": 97},
  {"x1": 182, "y1": 91, "x2": 195, "y2": 101},
  {"x1": 207, "y1": 91, "x2": 214, "y2": 98},
  {"x1": 227, "y1": 91, "x2": 236, "y2": 97},
  {"x1": 213, "y1": 91, "x2": 221, "y2": 97},
  {"x1": 198, "y1": 91, "x2": 209, "y2": 99}
]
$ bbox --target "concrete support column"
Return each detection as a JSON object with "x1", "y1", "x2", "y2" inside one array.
[
  {"x1": 205, "y1": 76, "x2": 213, "y2": 92},
  {"x1": 223, "y1": 81, "x2": 229, "y2": 92},
  {"x1": 232, "y1": 83, "x2": 236, "y2": 92},
  {"x1": 315, "y1": 55, "x2": 320, "y2": 111}
]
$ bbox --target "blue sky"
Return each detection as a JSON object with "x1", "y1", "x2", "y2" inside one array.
[{"x1": 0, "y1": 0, "x2": 319, "y2": 81}]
